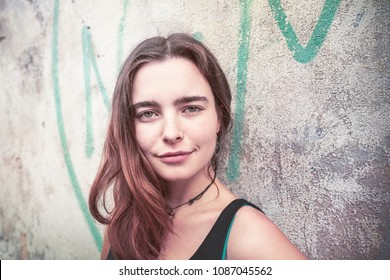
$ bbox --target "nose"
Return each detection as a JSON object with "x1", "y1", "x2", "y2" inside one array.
[{"x1": 162, "y1": 115, "x2": 183, "y2": 144}]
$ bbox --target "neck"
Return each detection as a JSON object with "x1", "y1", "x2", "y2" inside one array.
[{"x1": 166, "y1": 170, "x2": 217, "y2": 209}]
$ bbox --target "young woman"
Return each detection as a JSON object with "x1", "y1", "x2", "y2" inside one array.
[{"x1": 89, "y1": 33, "x2": 306, "y2": 260}]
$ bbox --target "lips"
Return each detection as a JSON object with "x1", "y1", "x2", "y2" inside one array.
[{"x1": 157, "y1": 151, "x2": 193, "y2": 164}]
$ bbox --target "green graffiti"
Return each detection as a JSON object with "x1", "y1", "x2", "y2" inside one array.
[
  {"x1": 269, "y1": 0, "x2": 341, "y2": 63},
  {"x1": 52, "y1": 0, "x2": 102, "y2": 251},
  {"x1": 193, "y1": 31, "x2": 204, "y2": 42},
  {"x1": 117, "y1": 0, "x2": 129, "y2": 72},
  {"x1": 226, "y1": 0, "x2": 253, "y2": 182},
  {"x1": 82, "y1": 26, "x2": 110, "y2": 158}
]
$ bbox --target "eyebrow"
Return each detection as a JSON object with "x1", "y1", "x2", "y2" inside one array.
[
  {"x1": 132, "y1": 96, "x2": 209, "y2": 110},
  {"x1": 173, "y1": 96, "x2": 209, "y2": 106},
  {"x1": 131, "y1": 100, "x2": 159, "y2": 111}
]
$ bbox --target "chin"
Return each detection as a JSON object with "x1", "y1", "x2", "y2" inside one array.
[
  {"x1": 158, "y1": 172, "x2": 192, "y2": 183},
  {"x1": 155, "y1": 167, "x2": 207, "y2": 184}
]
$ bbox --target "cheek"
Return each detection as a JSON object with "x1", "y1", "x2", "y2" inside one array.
[
  {"x1": 204, "y1": 111, "x2": 221, "y2": 135},
  {"x1": 191, "y1": 118, "x2": 219, "y2": 145},
  {"x1": 135, "y1": 125, "x2": 156, "y2": 153}
]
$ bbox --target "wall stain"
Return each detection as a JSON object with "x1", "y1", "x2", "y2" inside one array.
[
  {"x1": 353, "y1": 11, "x2": 365, "y2": 28},
  {"x1": 25, "y1": 0, "x2": 43, "y2": 19},
  {"x1": 310, "y1": 142, "x2": 390, "y2": 259},
  {"x1": 311, "y1": 144, "x2": 389, "y2": 185},
  {"x1": 17, "y1": 46, "x2": 42, "y2": 94}
]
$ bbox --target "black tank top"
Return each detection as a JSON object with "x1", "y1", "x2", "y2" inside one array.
[
  {"x1": 190, "y1": 198, "x2": 262, "y2": 260},
  {"x1": 106, "y1": 199, "x2": 262, "y2": 260}
]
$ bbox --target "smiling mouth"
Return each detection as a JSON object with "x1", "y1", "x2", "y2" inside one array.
[{"x1": 157, "y1": 151, "x2": 193, "y2": 164}]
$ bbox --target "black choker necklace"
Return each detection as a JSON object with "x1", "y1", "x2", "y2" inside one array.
[{"x1": 167, "y1": 172, "x2": 217, "y2": 217}]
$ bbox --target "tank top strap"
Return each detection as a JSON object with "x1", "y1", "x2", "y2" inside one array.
[{"x1": 190, "y1": 198, "x2": 263, "y2": 260}]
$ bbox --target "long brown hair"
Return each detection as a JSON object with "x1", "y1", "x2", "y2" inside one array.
[{"x1": 89, "y1": 33, "x2": 232, "y2": 259}]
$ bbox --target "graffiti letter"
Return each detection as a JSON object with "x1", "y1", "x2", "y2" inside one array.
[
  {"x1": 82, "y1": 26, "x2": 110, "y2": 158},
  {"x1": 269, "y1": 0, "x2": 341, "y2": 63},
  {"x1": 226, "y1": 0, "x2": 253, "y2": 182}
]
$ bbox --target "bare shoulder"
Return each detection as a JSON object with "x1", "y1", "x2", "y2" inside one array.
[{"x1": 227, "y1": 205, "x2": 307, "y2": 260}]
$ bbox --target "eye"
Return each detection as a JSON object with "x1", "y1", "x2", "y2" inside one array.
[
  {"x1": 183, "y1": 106, "x2": 202, "y2": 114},
  {"x1": 141, "y1": 111, "x2": 155, "y2": 118},
  {"x1": 136, "y1": 110, "x2": 158, "y2": 121}
]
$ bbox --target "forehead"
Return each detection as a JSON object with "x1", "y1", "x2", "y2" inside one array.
[{"x1": 131, "y1": 57, "x2": 214, "y2": 104}]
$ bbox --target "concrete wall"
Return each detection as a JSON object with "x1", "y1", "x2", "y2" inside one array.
[{"x1": 0, "y1": 0, "x2": 389, "y2": 259}]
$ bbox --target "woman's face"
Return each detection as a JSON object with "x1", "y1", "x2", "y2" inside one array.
[{"x1": 132, "y1": 57, "x2": 220, "y2": 184}]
